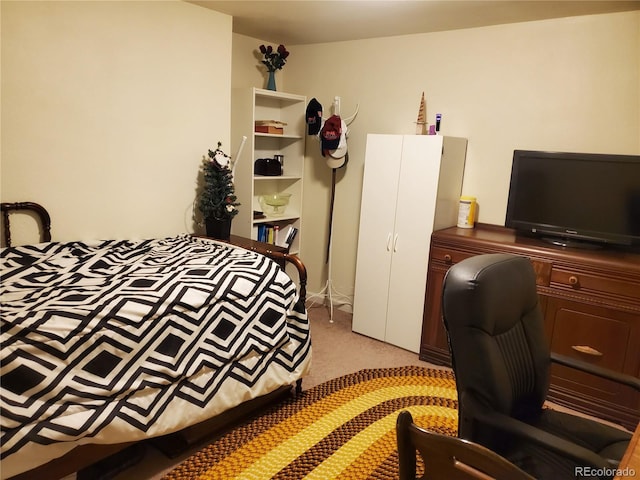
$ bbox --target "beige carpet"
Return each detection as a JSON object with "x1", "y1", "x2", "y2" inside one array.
[{"x1": 303, "y1": 305, "x2": 446, "y2": 389}]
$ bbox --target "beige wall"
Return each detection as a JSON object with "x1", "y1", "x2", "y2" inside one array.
[
  {"x1": 274, "y1": 11, "x2": 638, "y2": 301},
  {"x1": 1, "y1": 1, "x2": 232, "y2": 244}
]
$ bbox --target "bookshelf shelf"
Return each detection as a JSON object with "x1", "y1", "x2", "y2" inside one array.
[
  {"x1": 254, "y1": 175, "x2": 302, "y2": 181},
  {"x1": 255, "y1": 133, "x2": 303, "y2": 140}
]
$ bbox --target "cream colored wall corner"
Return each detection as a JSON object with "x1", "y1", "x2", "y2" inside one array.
[
  {"x1": 281, "y1": 11, "x2": 639, "y2": 298},
  {"x1": 1, "y1": 1, "x2": 232, "y2": 244}
]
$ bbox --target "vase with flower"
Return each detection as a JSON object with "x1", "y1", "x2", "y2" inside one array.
[
  {"x1": 198, "y1": 142, "x2": 240, "y2": 240},
  {"x1": 258, "y1": 44, "x2": 289, "y2": 91}
]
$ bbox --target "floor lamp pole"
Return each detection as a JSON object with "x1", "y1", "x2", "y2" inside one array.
[{"x1": 316, "y1": 168, "x2": 351, "y2": 322}]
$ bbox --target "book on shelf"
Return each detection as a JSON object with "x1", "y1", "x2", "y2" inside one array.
[
  {"x1": 257, "y1": 224, "x2": 277, "y2": 245},
  {"x1": 278, "y1": 225, "x2": 298, "y2": 249},
  {"x1": 257, "y1": 224, "x2": 267, "y2": 243}
]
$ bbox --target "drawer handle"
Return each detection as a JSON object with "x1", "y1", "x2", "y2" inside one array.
[
  {"x1": 572, "y1": 345, "x2": 603, "y2": 357},
  {"x1": 444, "y1": 254, "x2": 452, "y2": 263},
  {"x1": 568, "y1": 275, "x2": 579, "y2": 287}
]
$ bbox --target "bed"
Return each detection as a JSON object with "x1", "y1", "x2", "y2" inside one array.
[{"x1": 0, "y1": 202, "x2": 312, "y2": 479}]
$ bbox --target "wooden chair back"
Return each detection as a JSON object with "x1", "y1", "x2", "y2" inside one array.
[{"x1": 396, "y1": 410, "x2": 534, "y2": 480}]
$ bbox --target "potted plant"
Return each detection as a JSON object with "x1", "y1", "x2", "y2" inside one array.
[
  {"x1": 198, "y1": 142, "x2": 240, "y2": 240},
  {"x1": 258, "y1": 44, "x2": 289, "y2": 91}
]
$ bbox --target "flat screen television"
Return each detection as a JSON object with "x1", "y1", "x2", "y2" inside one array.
[{"x1": 505, "y1": 150, "x2": 640, "y2": 249}]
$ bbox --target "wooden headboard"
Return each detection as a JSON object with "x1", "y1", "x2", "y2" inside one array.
[{"x1": 1, "y1": 201, "x2": 52, "y2": 247}]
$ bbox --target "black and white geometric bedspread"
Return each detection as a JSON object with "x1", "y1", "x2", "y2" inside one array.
[{"x1": 0, "y1": 235, "x2": 311, "y2": 477}]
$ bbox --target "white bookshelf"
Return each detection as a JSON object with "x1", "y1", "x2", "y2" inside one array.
[{"x1": 230, "y1": 88, "x2": 306, "y2": 254}]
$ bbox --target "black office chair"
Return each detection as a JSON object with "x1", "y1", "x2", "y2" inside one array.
[
  {"x1": 441, "y1": 253, "x2": 639, "y2": 480},
  {"x1": 397, "y1": 410, "x2": 534, "y2": 480}
]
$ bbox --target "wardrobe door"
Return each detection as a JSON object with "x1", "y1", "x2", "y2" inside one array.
[
  {"x1": 385, "y1": 135, "x2": 444, "y2": 352},
  {"x1": 352, "y1": 134, "x2": 403, "y2": 341}
]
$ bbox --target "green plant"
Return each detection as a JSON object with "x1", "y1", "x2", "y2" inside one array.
[{"x1": 198, "y1": 142, "x2": 240, "y2": 220}]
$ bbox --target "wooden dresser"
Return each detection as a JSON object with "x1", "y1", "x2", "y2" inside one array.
[{"x1": 420, "y1": 224, "x2": 640, "y2": 430}]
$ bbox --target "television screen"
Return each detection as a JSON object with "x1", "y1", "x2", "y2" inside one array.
[{"x1": 505, "y1": 150, "x2": 640, "y2": 248}]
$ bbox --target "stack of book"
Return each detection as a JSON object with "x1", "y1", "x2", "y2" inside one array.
[{"x1": 257, "y1": 224, "x2": 298, "y2": 249}]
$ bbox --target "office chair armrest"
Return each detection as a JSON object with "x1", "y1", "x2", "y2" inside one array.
[
  {"x1": 474, "y1": 408, "x2": 613, "y2": 470},
  {"x1": 551, "y1": 352, "x2": 640, "y2": 391}
]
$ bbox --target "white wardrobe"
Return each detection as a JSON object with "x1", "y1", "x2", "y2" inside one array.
[{"x1": 352, "y1": 134, "x2": 468, "y2": 353}]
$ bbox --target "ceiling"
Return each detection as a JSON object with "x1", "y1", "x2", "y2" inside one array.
[{"x1": 190, "y1": 0, "x2": 640, "y2": 45}]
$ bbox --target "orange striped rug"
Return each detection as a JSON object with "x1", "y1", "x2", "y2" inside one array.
[{"x1": 163, "y1": 366, "x2": 458, "y2": 480}]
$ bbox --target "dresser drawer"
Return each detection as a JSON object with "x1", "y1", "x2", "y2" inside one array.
[
  {"x1": 550, "y1": 302, "x2": 630, "y2": 372},
  {"x1": 430, "y1": 246, "x2": 474, "y2": 266},
  {"x1": 431, "y1": 245, "x2": 552, "y2": 286},
  {"x1": 551, "y1": 268, "x2": 640, "y2": 301},
  {"x1": 547, "y1": 297, "x2": 639, "y2": 416}
]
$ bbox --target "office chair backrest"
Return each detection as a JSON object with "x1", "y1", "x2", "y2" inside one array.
[
  {"x1": 396, "y1": 410, "x2": 534, "y2": 480},
  {"x1": 441, "y1": 254, "x2": 550, "y2": 435},
  {"x1": 1, "y1": 202, "x2": 52, "y2": 247}
]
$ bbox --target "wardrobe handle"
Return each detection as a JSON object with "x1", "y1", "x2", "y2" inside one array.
[
  {"x1": 386, "y1": 233, "x2": 392, "y2": 251},
  {"x1": 572, "y1": 345, "x2": 603, "y2": 357},
  {"x1": 393, "y1": 234, "x2": 399, "y2": 253}
]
